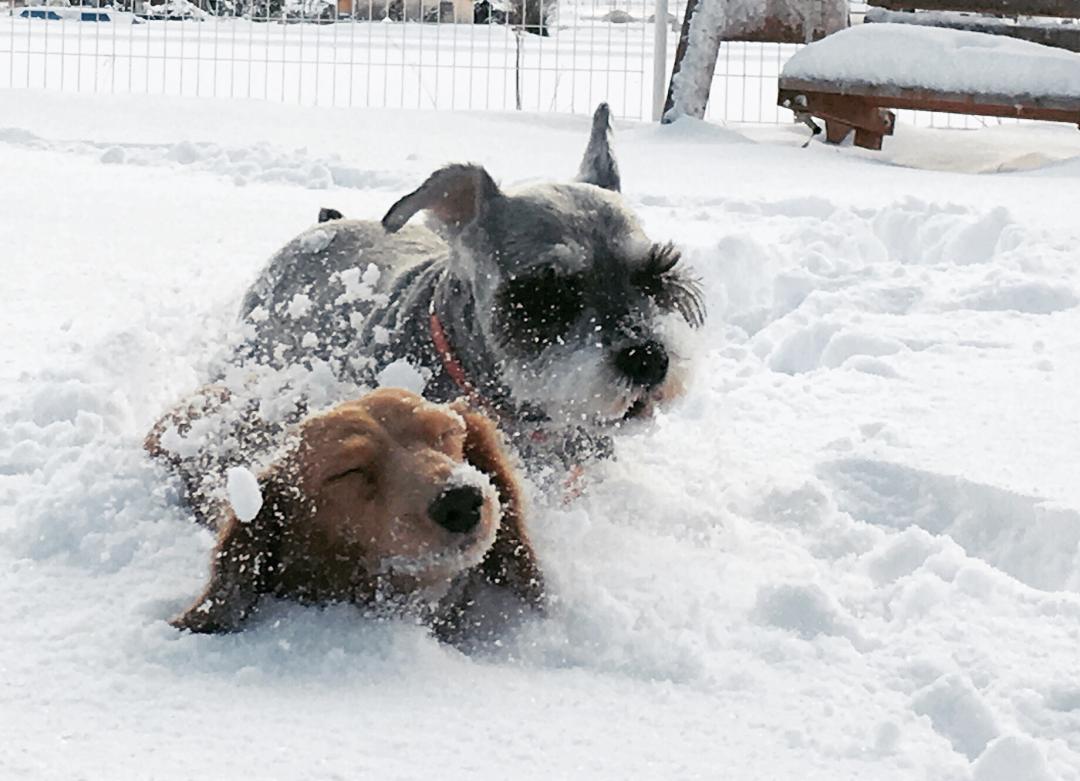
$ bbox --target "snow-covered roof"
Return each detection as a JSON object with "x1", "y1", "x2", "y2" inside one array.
[{"x1": 781, "y1": 23, "x2": 1080, "y2": 100}]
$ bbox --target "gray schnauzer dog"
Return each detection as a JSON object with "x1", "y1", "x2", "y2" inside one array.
[{"x1": 232, "y1": 104, "x2": 704, "y2": 473}]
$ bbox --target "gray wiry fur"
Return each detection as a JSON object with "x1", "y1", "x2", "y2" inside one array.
[
  {"x1": 231, "y1": 103, "x2": 704, "y2": 472},
  {"x1": 575, "y1": 102, "x2": 621, "y2": 193}
]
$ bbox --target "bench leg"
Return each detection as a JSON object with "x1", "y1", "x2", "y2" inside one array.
[
  {"x1": 780, "y1": 89, "x2": 896, "y2": 151},
  {"x1": 854, "y1": 128, "x2": 884, "y2": 151},
  {"x1": 825, "y1": 120, "x2": 852, "y2": 144}
]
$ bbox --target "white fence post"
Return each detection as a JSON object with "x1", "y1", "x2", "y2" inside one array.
[{"x1": 652, "y1": 0, "x2": 669, "y2": 121}]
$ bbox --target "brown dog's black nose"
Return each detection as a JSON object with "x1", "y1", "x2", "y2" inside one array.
[
  {"x1": 428, "y1": 486, "x2": 483, "y2": 534},
  {"x1": 614, "y1": 340, "x2": 669, "y2": 388}
]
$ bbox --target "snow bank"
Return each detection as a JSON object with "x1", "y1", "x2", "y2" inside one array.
[{"x1": 782, "y1": 23, "x2": 1080, "y2": 98}]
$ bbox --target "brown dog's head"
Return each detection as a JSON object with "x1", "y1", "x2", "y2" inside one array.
[
  {"x1": 166, "y1": 385, "x2": 538, "y2": 634},
  {"x1": 287, "y1": 387, "x2": 502, "y2": 587}
]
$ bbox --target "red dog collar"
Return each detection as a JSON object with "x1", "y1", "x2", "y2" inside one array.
[{"x1": 429, "y1": 306, "x2": 492, "y2": 415}]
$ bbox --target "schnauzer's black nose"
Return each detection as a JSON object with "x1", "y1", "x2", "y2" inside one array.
[
  {"x1": 428, "y1": 486, "x2": 483, "y2": 534},
  {"x1": 614, "y1": 340, "x2": 669, "y2": 388}
]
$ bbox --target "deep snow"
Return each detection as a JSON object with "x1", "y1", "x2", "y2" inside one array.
[{"x1": 3, "y1": 91, "x2": 1080, "y2": 780}]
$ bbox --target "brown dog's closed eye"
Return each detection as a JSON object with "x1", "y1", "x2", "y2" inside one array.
[{"x1": 150, "y1": 387, "x2": 543, "y2": 641}]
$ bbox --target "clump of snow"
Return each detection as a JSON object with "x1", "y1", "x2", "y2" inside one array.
[
  {"x1": 168, "y1": 140, "x2": 204, "y2": 166},
  {"x1": 765, "y1": 320, "x2": 842, "y2": 374},
  {"x1": 912, "y1": 674, "x2": 1001, "y2": 760},
  {"x1": 334, "y1": 263, "x2": 381, "y2": 306},
  {"x1": 782, "y1": 23, "x2": 1080, "y2": 99},
  {"x1": 752, "y1": 582, "x2": 853, "y2": 640},
  {"x1": 285, "y1": 292, "x2": 312, "y2": 319},
  {"x1": 973, "y1": 736, "x2": 1055, "y2": 781},
  {"x1": 820, "y1": 331, "x2": 907, "y2": 369},
  {"x1": 361, "y1": 263, "x2": 380, "y2": 287},
  {"x1": 100, "y1": 145, "x2": 125, "y2": 164},
  {"x1": 376, "y1": 359, "x2": 428, "y2": 394},
  {"x1": 861, "y1": 527, "x2": 941, "y2": 584},
  {"x1": 753, "y1": 479, "x2": 834, "y2": 528},
  {"x1": 298, "y1": 227, "x2": 333, "y2": 254},
  {"x1": 225, "y1": 467, "x2": 263, "y2": 523},
  {"x1": 446, "y1": 460, "x2": 495, "y2": 496}
]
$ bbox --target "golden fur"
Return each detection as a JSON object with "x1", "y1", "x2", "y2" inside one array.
[{"x1": 146, "y1": 387, "x2": 544, "y2": 641}]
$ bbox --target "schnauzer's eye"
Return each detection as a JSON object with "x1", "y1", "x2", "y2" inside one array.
[
  {"x1": 496, "y1": 269, "x2": 585, "y2": 350},
  {"x1": 632, "y1": 242, "x2": 705, "y2": 329}
]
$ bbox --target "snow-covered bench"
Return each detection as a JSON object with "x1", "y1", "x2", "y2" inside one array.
[{"x1": 777, "y1": 23, "x2": 1080, "y2": 149}]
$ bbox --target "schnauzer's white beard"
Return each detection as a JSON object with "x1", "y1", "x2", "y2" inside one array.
[
  {"x1": 504, "y1": 342, "x2": 628, "y2": 425},
  {"x1": 501, "y1": 312, "x2": 698, "y2": 428},
  {"x1": 646, "y1": 311, "x2": 698, "y2": 414}
]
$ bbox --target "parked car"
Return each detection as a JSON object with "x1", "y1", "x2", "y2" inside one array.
[{"x1": 18, "y1": 6, "x2": 145, "y2": 22}]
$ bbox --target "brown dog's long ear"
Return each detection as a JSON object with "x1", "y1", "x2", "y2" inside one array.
[
  {"x1": 575, "y1": 103, "x2": 621, "y2": 193},
  {"x1": 451, "y1": 402, "x2": 525, "y2": 524},
  {"x1": 381, "y1": 164, "x2": 501, "y2": 234},
  {"x1": 170, "y1": 474, "x2": 294, "y2": 634},
  {"x1": 434, "y1": 402, "x2": 545, "y2": 645}
]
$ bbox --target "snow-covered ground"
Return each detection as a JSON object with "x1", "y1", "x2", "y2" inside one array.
[{"x1": 3, "y1": 89, "x2": 1080, "y2": 779}]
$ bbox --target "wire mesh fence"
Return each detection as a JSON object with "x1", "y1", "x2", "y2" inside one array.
[
  {"x1": 1, "y1": 0, "x2": 665, "y2": 119},
  {"x1": 1, "y1": 0, "x2": 1024, "y2": 127}
]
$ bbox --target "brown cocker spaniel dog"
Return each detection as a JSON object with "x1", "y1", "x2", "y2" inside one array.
[{"x1": 146, "y1": 387, "x2": 544, "y2": 644}]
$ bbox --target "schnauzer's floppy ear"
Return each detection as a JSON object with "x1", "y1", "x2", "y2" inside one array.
[
  {"x1": 382, "y1": 164, "x2": 501, "y2": 234},
  {"x1": 575, "y1": 102, "x2": 621, "y2": 193}
]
